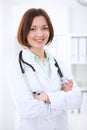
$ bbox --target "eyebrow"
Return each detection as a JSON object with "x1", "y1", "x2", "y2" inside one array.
[{"x1": 31, "y1": 24, "x2": 48, "y2": 27}]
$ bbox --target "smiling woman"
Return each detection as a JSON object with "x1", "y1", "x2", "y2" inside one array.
[
  {"x1": 17, "y1": 8, "x2": 54, "y2": 48},
  {"x1": 7, "y1": 8, "x2": 81, "y2": 130}
]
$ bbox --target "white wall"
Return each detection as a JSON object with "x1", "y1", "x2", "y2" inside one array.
[
  {"x1": 0, "y1": 2, "x2": 3, "y2": 130},
  {"x1": 70, "y1": 6, "x2": 87, "y2": 34},
  {"x1": 0, "y1": 0, "x2": 87, "y2": 130},
  {"x1": 0, "y1": 1, "x2": 15, "y2": 130}
]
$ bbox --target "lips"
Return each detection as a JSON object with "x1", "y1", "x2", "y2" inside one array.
[{"x1": 34, "y1": 39, "x2": 44, "y2": 42}]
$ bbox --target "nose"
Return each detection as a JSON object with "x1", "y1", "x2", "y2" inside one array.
[{"x1": 37, "y1": 29, "x2": 43, "y2": 37}]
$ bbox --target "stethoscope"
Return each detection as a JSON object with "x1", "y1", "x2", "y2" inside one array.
[{"x1": 19, "y1": 50, "x2": 68, "y2": 89}]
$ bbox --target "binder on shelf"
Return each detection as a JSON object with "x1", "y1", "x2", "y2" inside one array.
[
  {"x1": 79, "y1": 37, "x2": 86, "y2": 63},
  {"x1": 80, "y1": 92, "x2": 87, "y2": 114},
  {"x1": 71, "y1": 37, "x2": 79, "y2": 63}
]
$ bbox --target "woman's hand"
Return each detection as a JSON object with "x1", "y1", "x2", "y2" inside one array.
[
  {"x1": 34, "y1": 80, "x2": 73, "y2": 102},
  {"x1": 61, "y1": 79, "x2": 73, "y2": 92},
  {"x1": 34, "y1": 92, "x2": 50, "y2": 103}
]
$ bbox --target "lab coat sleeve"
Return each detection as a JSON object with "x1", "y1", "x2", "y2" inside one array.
[
  {"x1": 47, "y1": 60, "x2": 82, "y2": 111},
  {"x1": 47, "y1": 84, "x2": 81, "y2": 111},
  {"x1": 7, "y1": 59, "x2": 63, "y2": 120}
]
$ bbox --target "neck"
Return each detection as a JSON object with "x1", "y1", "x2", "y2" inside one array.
[{"x1": 30, "y1": 48, "x2": 46, "y2": 63}]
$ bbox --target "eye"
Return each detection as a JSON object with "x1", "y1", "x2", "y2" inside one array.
[
  {"x1": 42, "y1": 27, "x2": 49, "y2": 30},
  {"x1": 30, "y1": 27, "x2": 36, "y2": 31}
]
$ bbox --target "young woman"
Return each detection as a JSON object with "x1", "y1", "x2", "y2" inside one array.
[{"x1": 7, "y1": 8, "x2": 81, "y2": 130}]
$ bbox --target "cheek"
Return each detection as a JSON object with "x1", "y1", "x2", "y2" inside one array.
[
  {"x1": 45, "y1": 32, "x2": 50, "y2": 38},
  {"x1": 27, "y1": 33, "x2": 32, "y2": 42}
]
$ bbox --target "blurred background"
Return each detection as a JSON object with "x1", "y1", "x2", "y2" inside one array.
[{"x1": 0, "y1": 0, "x2": 87, "y2": 130}]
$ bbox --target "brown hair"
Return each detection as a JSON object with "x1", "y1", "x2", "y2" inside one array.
[{"x1": 17, "y1": 8, "x2": 54, "y2": 47}]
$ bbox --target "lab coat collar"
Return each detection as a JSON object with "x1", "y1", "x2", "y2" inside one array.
[{"x1": 22, "y1": 48, "x2": 57, "y2": 80}]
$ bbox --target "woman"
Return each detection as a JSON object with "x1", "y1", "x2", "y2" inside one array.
[{"x1": 7, "y1": 8, "x2": 81, "y2": 130}]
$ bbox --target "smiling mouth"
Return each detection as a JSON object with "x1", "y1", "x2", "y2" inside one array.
[{"x1": 35, "y1": 39, "x2": 44, "y2": 42}]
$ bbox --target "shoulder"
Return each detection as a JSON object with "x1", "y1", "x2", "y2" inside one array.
[
  {"x1": 53, "y1": 57, "x2": 72, "y2": 77},
  {"x1": 55, "y1": 58, "x2": 66, "y2": 69},
  {"x1": 45, "y1": 49, "x2": 64, "y2": 64}
]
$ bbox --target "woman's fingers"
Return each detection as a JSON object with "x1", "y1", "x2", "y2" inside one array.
[
  {"x1": 34, "y1": 93, "x2": 50, "y2": 103},
  {"x1": 62, "y1": 80, "x2": 73, "y2": 92}
]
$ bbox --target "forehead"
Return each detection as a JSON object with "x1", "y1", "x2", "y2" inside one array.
[{"x1": 31, "y1": 16, "x2": 48, "y2": 26}]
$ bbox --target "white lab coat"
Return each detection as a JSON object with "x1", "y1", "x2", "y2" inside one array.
[{"x1": 7, "y1": 49, "x2": 81, "y2": 130}]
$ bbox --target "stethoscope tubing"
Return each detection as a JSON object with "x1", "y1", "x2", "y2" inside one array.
[{"x1": 19, "y1": 50, "x2": 68, "y2": 87}]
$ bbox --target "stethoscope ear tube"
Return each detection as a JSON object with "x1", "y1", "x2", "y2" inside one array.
[
  {"x1": 54, "y1": 58, "x2": 63, "y2": 78},
  {"x1": 19, "y1": 51, "x2": 25, "y2": 73},
  {"x1": 19, "y1": 51, "x2": 36, "y2": 73},
  {"x1": 54, "y1": 58, "x2": 68, "y2": 86}
]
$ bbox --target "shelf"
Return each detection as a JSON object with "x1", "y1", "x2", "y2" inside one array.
[
  {"x1": 80, "y1": 87, "x2": 87, "y2": 92},
  {"x1": 71, "y1": 62, "x2": 87, "y2": 65},
  {"x1": 70, "y1": 33, "x2": 87, "y2": 37}
]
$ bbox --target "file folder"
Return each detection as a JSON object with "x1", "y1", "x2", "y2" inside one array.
[
  {"x1": 71, "y1": 37, "x2": 79, "y2": 63},
  {"x1": 79, "y1": 37, "x2": 86, "y2": 63}
]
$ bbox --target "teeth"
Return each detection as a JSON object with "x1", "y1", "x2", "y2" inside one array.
[{"x1": 35, "y1": 39, "x2": 43, "y2": 42}]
